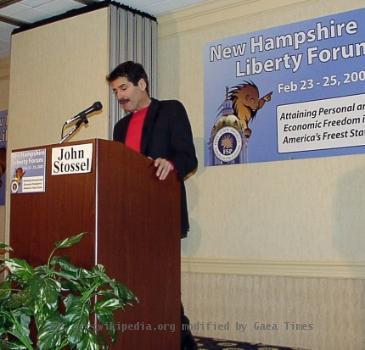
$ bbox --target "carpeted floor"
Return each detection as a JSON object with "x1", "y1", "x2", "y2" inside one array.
[{"x1": 194, "y1": 336, "x2": 308, "y2": 350}]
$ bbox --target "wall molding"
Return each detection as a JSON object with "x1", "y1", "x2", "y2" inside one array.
[
  {"x1": 181, "y1": 257, "x2": 365, "y2": 279},
  {"x1": 158, "y1": 0, "x2": 309, "y2": 37}
]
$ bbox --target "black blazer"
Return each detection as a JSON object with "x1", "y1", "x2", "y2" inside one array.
[{"x1": 113, "y1": 98, "x2": 198, "y2": 237}]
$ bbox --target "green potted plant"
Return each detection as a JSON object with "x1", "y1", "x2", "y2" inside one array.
[{"x1": 0, "y1": 233, "x2": 137, "y2": 350}]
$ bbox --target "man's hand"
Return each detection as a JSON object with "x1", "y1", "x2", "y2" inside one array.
[{"x1": 154, "y1": 158, "x2": 174, "y2": 180}]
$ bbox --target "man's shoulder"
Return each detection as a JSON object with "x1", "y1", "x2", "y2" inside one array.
[
  {"x1": 113, "y1": 113, "x2": 132, "y2": 141},
  {"x1": 115, "y1": 113, "x2": 132, "y2": 126},
  {"x1": 152, "y1": 98, "x2": 186, "y2": 113},
  {"x1": 152, "y1": 98, "x2": 182, "y2": 106}
]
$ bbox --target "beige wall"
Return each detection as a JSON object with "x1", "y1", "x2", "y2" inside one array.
[
  {"x1": 159, "y1": 0, "x2": 365, "y2": 265},
  {"x1": 0, "y1": 57, "x2": 10, "y2": 243},
  {"x1": 8, "y1": 8, "x2": 110, "y2": 151},
  {"x1": 182, "y1": 272, "x2": 365, "y2": 349},
  {"x1": 6, "y1": 8, "x2": 110, "y2": 242},
  {"x1": 158, "y1": 0, "x2": 365, "y2": 348}
]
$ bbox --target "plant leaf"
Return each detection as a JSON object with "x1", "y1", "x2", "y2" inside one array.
[
  {"x1": 0, "y1": 339, "x2": 28, "y2": 349},
  {"x1": 5, "y1": 311, "x2": 33, "y2": 350},
  {"x1": 55, "y1": 233, "x2": 86, "y2": 250},
  {"x1": 4, "y1": 290, "x2": 33, "y2": 312},
  {"x1": 0, "y1": 281, "x2": 12, "y2": 301},
  {"x1": 31, "y1": 278, "x2": 61, "y2": 329},
  {"x1": 95, "y1": 311, "x2": 115, "y2": 342},
  {"x1": 112, "y1": 281, "x2": 138, "y2": 306},
  {"x1": 64, "y1": 295, "x2": 90, "y2": 345},
  {"x1": 49, "y1": 256, "x2": 84, "y2": 290},
  {"x1": 5, "y1": 259, "x2": 34, "y2": 284},
  {"x1": 50, "y1": 256, "x2": 78, "y2": 275},
  {"x1": 95, "y1": 298, "x2": 121, "y2": 313},
  {"x1": 75, "y1": 330, "x2": 100, "y2": 350},
  {"x1": 0, "y1": 243, "x2": 12, "y2": 251},
  {"x1": 94, "y1": 297, "x2": 120, "y2": 341},
  {"x1": 37, "y1": 315, "x2": 66, "y2": 350},
  {"x1": 30, "y1": 277, "x2": 61, "y2": 307}
]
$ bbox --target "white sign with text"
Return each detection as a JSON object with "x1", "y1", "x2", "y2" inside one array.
[
  {"x1": 277, "y1": 93, "x2": 365, "y2": 153},
  {"x1": 52, "y1": 143, "x2": 93, "y2": 175}
]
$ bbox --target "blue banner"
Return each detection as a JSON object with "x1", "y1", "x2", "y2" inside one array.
[
  {"x1": 0, "y1": 110, "x2": 7, "y2": 205},
  {"x1": 205, "y1": 8, "x2": 365, "y2": 165}
]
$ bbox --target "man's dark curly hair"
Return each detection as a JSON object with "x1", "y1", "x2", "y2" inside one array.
[{"x1": 106, "y1": 61, "x2": 150, "y2": 95}]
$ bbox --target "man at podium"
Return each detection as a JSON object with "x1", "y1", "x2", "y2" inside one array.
[{"x1": 107, "y1": 61, "x2": 198, "y2": 350}]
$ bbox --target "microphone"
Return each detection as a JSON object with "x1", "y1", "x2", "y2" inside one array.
[{"x1": 64, "y1": 101, "x2": 103, "y2": 125}]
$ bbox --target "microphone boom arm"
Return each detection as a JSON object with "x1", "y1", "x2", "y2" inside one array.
[
  {"x1": 59, "y1": 113, "x2": 88, "y2": 144},
  {"x1": 59, "y1": 101, "x2": 101, "y2": 143}
]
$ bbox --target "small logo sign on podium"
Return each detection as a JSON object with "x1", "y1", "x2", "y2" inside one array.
[{"x1": 10, "y1": 149, "x2": 46, "y2": 194}]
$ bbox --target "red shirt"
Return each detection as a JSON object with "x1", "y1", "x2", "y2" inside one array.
[{"x1": 125, "y1": 106, "x2": 149, "y2": 153}]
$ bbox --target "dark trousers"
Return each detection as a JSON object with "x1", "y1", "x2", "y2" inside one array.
[{"x1": 181, "y1": 304, "x2": 197, "y2": 350}]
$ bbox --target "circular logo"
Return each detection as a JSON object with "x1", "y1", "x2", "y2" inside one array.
[
  {"x1": 11, "y1": 180, "x2": 19, "y2": 194},
  {"x1": 213, "y1": 126, "x2": 242, "y2": 162}
]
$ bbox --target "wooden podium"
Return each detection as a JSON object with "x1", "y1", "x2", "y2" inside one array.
[{"x1": 10, "y1": 138, "x2": 181, "y2": 349}]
